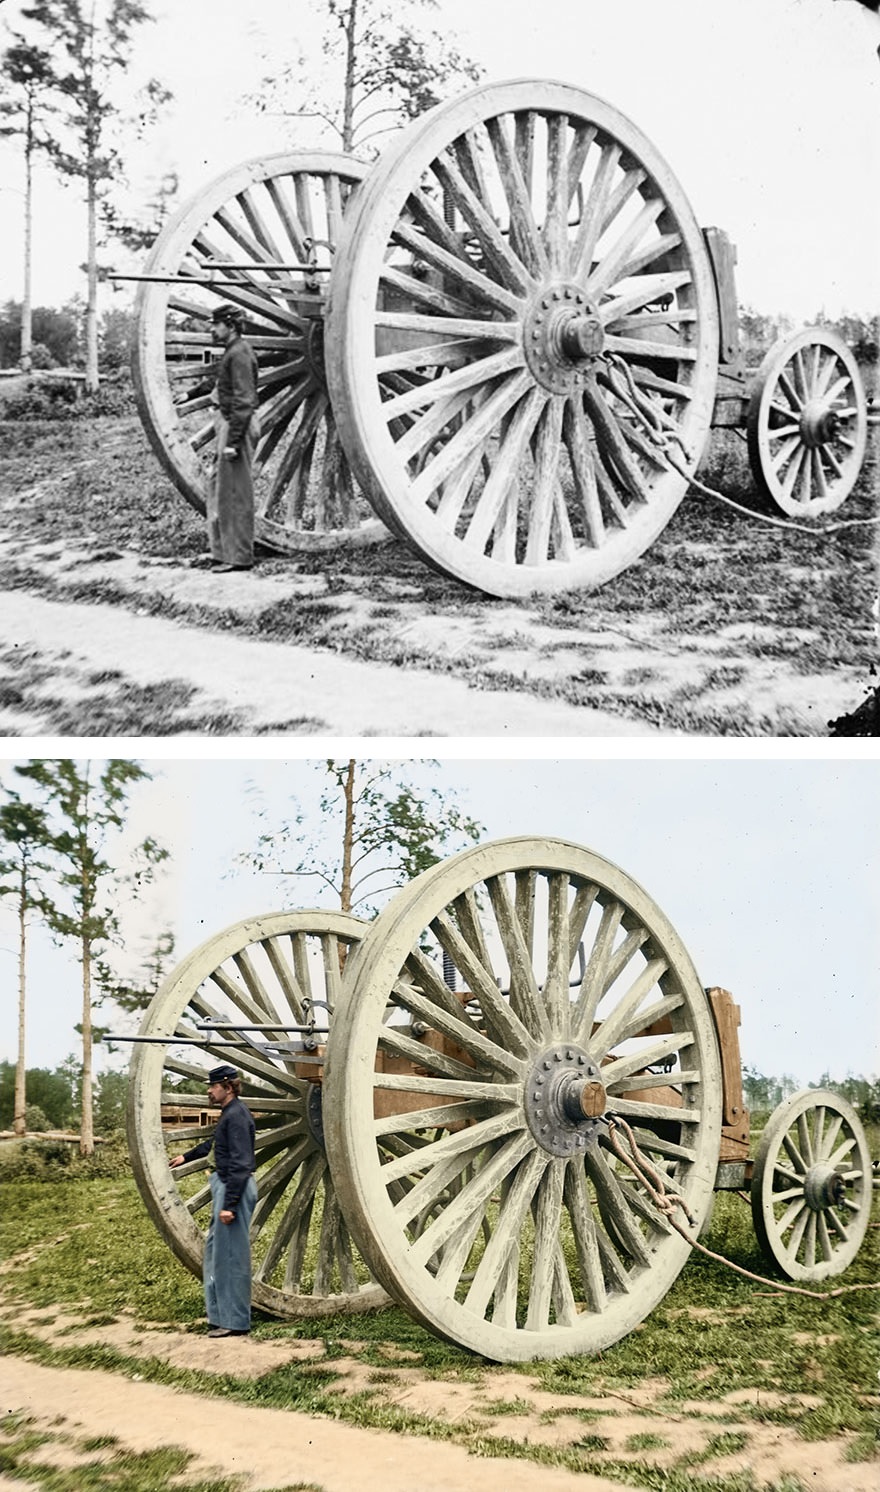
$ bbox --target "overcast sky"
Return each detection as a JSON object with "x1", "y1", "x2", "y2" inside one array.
[
  {"x1": 0, "y1": 753, "x2": 877, "y2": 1088},
  {"x1": 0, "y1": 0, "x2": 878, "y2": 320}
]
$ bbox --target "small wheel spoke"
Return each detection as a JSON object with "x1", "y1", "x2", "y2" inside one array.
[
  {"x1": 410, "y1": 370, "x2": 534, "y2": 505},
  {"x1": 526, "y1": 1161, "x2": 565, "y2": 1329},
  {"x1": 486, "y1": 115, "x2": 550, "y2": 279},
  {"x1": 587, "y1": 1149, "x2": 653, "y2": 1266},
  {"x1": 432, "y1": 144, "x2": 535, "y2": 297},
  {"x1": 570, "y1": 140, "x2": 621, "y2": 282},
  {"x1": 403, "y1": 1130, "x2": 533, "y2": 1261}
]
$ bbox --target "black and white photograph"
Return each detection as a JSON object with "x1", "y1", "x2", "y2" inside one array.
[{"x1": 0, "y1": 0, "x2": 877, "y2": 736}]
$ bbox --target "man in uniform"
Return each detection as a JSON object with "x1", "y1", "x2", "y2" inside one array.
[
  {"x1": 207, "y1": 304, "x2": 260, "y2": 572},
  {"x1": 170, "y1": 1063, "x2": 257, "y2": 1336}
]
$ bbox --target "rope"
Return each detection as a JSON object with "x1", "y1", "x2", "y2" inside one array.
[
  {"x1": 600, "y1": 352, "x2": 880, "y2": 536},
  {"x1": 606, "y1": 1116, "x2": 880, "y2": 1302}
]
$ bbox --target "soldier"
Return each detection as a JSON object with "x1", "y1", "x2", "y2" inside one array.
[
  {"x1": 170, "y1": 1063, "x2": 257, "y2": 1336},
  {"x1": 207, "y1": 303, "x2": 260, "y2": 572}
]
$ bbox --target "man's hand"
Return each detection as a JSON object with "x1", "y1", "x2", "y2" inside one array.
[
  {"x1": 219, "y1": 1208, "x2": 235, "y2": 1225},
  {"x1": 223, "y1": 445, "x2": 239, "y2": 459},
  {"x1": 169, "y1": 1154, "x2": 185, "y2": 1168}
]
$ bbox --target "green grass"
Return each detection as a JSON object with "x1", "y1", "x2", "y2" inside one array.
[{"x1": 0, "y1": 1169, "x2": 877, "y2": 1492}]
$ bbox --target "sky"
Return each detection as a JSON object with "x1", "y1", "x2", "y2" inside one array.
[
  {"x1": 0, "y1": 754, "x2": 877, "y2": 1089},
  {"x1": 0, "y1": 0, "x2": 878, "y2": 322}
]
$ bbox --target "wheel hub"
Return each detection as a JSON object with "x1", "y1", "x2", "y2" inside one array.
[
  {"x1": 523, "y1": 284, "x2": 605, "y2": 394},
  {"x1": 302, "y1": 316, "x2": 327, "y2": 386},
  {"x1": 799, "y1": 399, "x2": 840, "y2": 448},
  {"x1": 803, "y1": 1163, "x2": 846, "y2": 1211},
  {"x1": 305, "y1": 1082, "x2": 326, "y2": 1150},
  {"x1": 524, "y1": 1044, "x2": 607, "y2": 1156}
]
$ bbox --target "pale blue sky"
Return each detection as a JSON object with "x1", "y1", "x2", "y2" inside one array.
[
  {"x1": 1, "y1": 755, "x2": 877, "y2": 1086},
  {"x1": 0, "y1": 0, "x2": 877, "y2": 318}
]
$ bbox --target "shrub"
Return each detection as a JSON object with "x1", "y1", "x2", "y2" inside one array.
[
  {"x1": 23, "y1": 1104, "x2": 51, "y2": 1133},
  {"x1": 25, "y1": 342, "x2": 57, "y2": 370},
  {"x1": 0, "y1": 1136, "x2": 130, "y2": 1182},
  {"x1": 1, "y1": 377, "x2": 81, "y2": 421}
]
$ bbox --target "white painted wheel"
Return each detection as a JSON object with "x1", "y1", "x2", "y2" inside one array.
[
  {"x1": 326, "y1": 80, "x2": 719, "y2": 596},
  {"x1": 131, "y1": 152, "x2": 387, "y2": 551},
  {"x1": 127, "y1": 910, "x2": 388, "y2": 1318},
  {"x1": 747, "y1": 329, "x2": 867, "y2": 516},
  {"x1": 324, "y1": 837, "x2": 722, "y2": 1360},
  {"x1": 751, "y1": 1088, "x2": 872, "y2": 1281}
]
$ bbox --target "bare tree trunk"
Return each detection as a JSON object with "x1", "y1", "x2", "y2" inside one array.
[
  {"x1": 84, "y1": 166, "x2": 99, "y2": 391},
  {"x1": 13, "y1": 864, "x2": 27, "y2": 1137},
  {"x1": 342, "y1": 0, "x2": 357, "y2": 153},
  {"x1": 20, "y1": 94, "x2": 34, "y2": 373},
  {"x1": 80, "y1": 934, "x2": 94, "y2": 1155},
  {"x1": 340, "y1": 759, "x2": 356, "y2": 911}
]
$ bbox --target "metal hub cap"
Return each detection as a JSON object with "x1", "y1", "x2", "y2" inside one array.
[
  {"x1": 305, "y1": 1081, "x2": 326, "y2": 1150},
  {"x1": 523, "y1": 284, "x2": 605, "y2": 394},
  {"x1": 800, "y1": 400, "x2": 840, "y2": 448},
  {"x1": 524, "y1": 1044, "x2": 607, "y2": 1156},
  {"x1": 303, "y1": 317, "x2": 327, "y2": 386},
  {"x1": 803, "y1": 1163, "x2": 846, "y2": 1212}
]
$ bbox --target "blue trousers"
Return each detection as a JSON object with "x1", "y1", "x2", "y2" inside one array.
[{"x1": 204, "y1": 1172, "x2": 257, "y2": 1331}]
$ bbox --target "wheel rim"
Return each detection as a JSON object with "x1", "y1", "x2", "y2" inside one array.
[
  {"x1": 324, "y1": 837, "x2": 722, "y2": 1360},
  {"x1": 131, "y1": 152, "x2": 388, "y2": 552},
  {"x1": 326, "y1": 81, "x2": 719, "y2": 597},
  {"x1": 751, "y1": 1088, "x2": 872, "y2": 1281},
  {"x1": 747, "y1": 329, "x2": 867, "y2": 515},
  {"x1": 126, "y1": 910, "x2": 388, "y2": 1318}
]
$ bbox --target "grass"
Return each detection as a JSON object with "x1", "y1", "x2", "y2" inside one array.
[
  {"x1": 0, "y1": 409, "x2": 875, "y2": 735},
  {"x1": 0, "y1": 1159, "x2": 877, "y2": 1492}
]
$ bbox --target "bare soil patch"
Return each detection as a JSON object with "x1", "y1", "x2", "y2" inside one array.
[
  {"x1": 2, "y1": 1305, "x2": 876, "y2": 1492},
  {"x1": 0, "y1": 413, "x2": 876, "y2": 736}
]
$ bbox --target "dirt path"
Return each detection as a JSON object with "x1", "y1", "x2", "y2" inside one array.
[
  {"x1": 0, "y1": 584, "x2": 663, "y2": 737},
  {"x1": 0, "y1": 1357, "x2": 627, "y2": 1492}
]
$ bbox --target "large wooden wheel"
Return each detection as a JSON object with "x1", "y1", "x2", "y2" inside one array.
[
  {"x1": 326, "y1": 81, "x2": 719, "y2": 597},
  {"x1": 747, "y1": 328, "x2": 868, "y2": 516},
  {"x1": 750, "y1": 1088, "x2": 872, "y2": 1282},
  {"x1": 126, "y1": 910, "x2": 388, "y2": 1318},
  {"x1": 131, "y1": 152, "x2": 387, "y2": 552},
  {"x1": 323, "y1": 837, "x2": 722, "y2": 1361}
]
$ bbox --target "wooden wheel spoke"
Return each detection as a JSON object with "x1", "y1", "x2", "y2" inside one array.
[
  {"x1": 389, "y1": 976, "x2": 526, "y2": 1080},
  {"x1": 465, "y1": 1149, "x2": 548, "y2": 1318},
  {"x1": 381, "y1": 1109, "x2": 521, "y2": 1188},
  {"x1": 381, "y1": 345, "x2": 524, "y2": 421},
  {"x1": 600, "y1": 271, "x2": 692, "y2": 327},
  {"x1": 431, "y1": 145, "x2": 534, "y2": 297},
  {"x1": 543, "y1": 113, "x2": 569, "y2": 275},
  {"x1": 485, "y1": 115, "x2": 550, "y2": 278},
  {"x1": 573, "y1": 900, "x2": 624, "y2": 1042},
  {"x1": 410, "y1": 370, "x2": 534, "y2": 503},
  {"x1": 464, "y1": 387, "x2": 546, "y2": 553},
  {"x1": 570, "y1": 140, "x2": 621, "y2": 282},
  {"x1": 430, "y1": 905, "x2": 534, "y2": 1058},
  {"x1": 258, "y1": 1151, "x2": 325, "y2": 1281},
  {"x1": 389, "y1": 217, "x2": 525, "y2": 315},
  {"x1": 524, "y1": 397, "x2": 565, "y2": 566},
  {"x1": 485, "y1": 874, "x2": 552, "y2": 1041},
  {"x1": 585, "y1": 194, "x2": 664, "y2": 298},
  {"x1": 380, "y1": 263, "x2": 482, "y2": 320},
  {"x1": 583, "y1": 378, "x2": 651, "y2": 505},
  {"x1": 605, "y1": 1095, "x2": 700, "y2": 1126},
  {"x1": 526, "y1": 1161, "x2": 565, "y2": 1329},
  {"x1": 378, "y1": 1021, "x2": 495, "y2": 1082},
  {"x1": 404, "y1": 1130, "x2": 533, "y2": 1265},
  {"x1": 602, "y1": 1031, "x2": 694, "y2": 1089},
  {"x1": 373, "y1": 1098, "x2": 503, "y2": 1137},
  {"x1": 587, "y1": 1149, "x2": 653, "y2": 1265},
  {"x1": 604, "y1": 334, "x2": 696, "y2": 363}
]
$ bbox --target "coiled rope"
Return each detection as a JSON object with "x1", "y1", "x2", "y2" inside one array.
[
  {"x1": 600, "y1": 353, "x2": 880, "y2": 536},
  {"x1": 606, "y1": 1115, "x2": 880, "y2": 1302}
]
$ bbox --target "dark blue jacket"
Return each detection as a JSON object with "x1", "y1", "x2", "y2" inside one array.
[{"x1": 183, "y1": 1096, "x2": 256, "y2": 1211}]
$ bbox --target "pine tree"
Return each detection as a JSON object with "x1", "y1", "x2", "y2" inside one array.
[
  {"x1": 0, "y1": 39, "x2": 55, "y2": 371},
  {"x1": 0, "y1": 792, "x2": 56, "y2": 1135}
]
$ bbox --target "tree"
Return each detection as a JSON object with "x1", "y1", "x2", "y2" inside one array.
[
  {"x1": 0, "y1": 39, "x2": 56, "y2": 371},
  {"x1": 14, "y1": 759, "x2": 167, "y2": 1154},
  {"x1": 239, "y1": 759, "x2": 483, "y2": 914},
  {"x1": 248, "y1": 0, "x2": 483, "y2": 154},
  {"x1": 0, "y1": 1060, "x2": 76, "y2": 1130},
  {"x1": 0, "y1": 793, "x2": 55, "y2": 1135},
  {"x1": 18, "y1": 1, "x2": 172, "y2": 391}
]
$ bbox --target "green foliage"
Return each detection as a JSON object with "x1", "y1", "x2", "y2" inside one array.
[
  {"x1": 239, "y1": 758, "x2": 483, "y2": 913},
  {"x1": 0, "y1": 1061, "x2": 75, "y2": 1129},
  {"x1": 0, "y1": 1136, "x2": 131, "y2": 1181}
]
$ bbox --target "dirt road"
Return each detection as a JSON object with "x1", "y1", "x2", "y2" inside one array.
[{"x1": 0, "y1": 1356, "x2": 626, "y2": 1492}]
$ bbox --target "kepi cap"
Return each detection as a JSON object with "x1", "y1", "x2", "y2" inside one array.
[
  {"x1": 208, "y1": 1063, "x2": 239, "y2": 1084},
  {"x1": 211, "y1": 303, "x2": 244, "y2": 327}
]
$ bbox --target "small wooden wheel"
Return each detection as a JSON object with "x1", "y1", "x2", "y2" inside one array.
[
  {"x1": 750, "y1": 1088, "x2": 872, "y2": 1281},
  {"x1": 747, "y1": 328, "x2": 868, "y2": 516},
  {"x1": 126, "y1": 910, "x2": 388, "y2": 1318},
  {"x1": 326, "y1": 80, "x2": 719, "y2": 597},
  {"x1": 324, "y1": 837, "x2": 722, "y2": 1361},
  {"x1": 131, "y1": 152, "x2": 387, "y2": 551}
]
